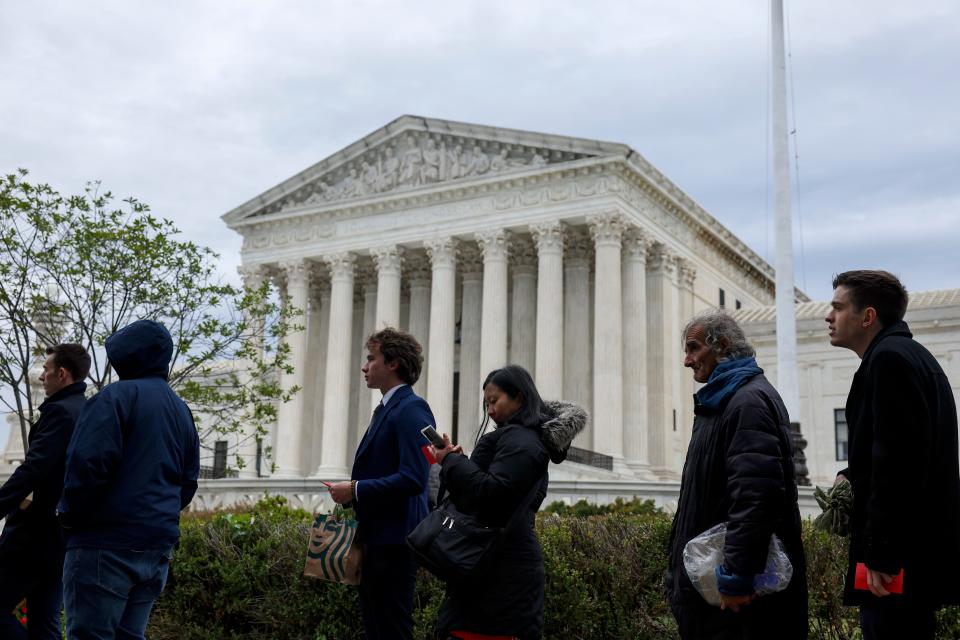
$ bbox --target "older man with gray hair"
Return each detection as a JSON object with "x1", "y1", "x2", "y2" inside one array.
[{"x1": 665, "y1": 310, "x2": 808, "y2": 639}]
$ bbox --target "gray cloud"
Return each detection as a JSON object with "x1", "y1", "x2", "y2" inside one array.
[{"x1": 0, "y1": 0, "x2": 957, "y2": 304}]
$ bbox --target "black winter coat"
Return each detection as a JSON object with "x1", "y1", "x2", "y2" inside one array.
[
  {"x1": 667, "y1": 374, "x2": 808, "y2": 640},
  {"x1": 0, "y1": 381, "x2": 86, "y2": 574},
  {"x1": 436, "y1": 422, "x2": 550, "y2": 640},
  {"x1": 840, "y1": 320, "x2": 960, "y2": 607}
]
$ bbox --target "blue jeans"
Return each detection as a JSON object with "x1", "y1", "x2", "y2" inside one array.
[{"x1": 63, "y1": 548, "x2": 171, "y2": 640}]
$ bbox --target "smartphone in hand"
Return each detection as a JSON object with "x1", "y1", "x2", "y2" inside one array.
[{"x1": 420, "y1": 425, "x2": 447, "y2": 449}]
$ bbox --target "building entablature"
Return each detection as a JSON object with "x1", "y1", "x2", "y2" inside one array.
[{"x1": 230, "y1": 137, "x2": 794, "y2": 305}]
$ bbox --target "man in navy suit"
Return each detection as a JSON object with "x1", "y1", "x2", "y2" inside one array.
[{"x1": 329, "y1": 327, "x2": 435, "y2": 640}]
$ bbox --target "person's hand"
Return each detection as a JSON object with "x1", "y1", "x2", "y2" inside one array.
[
  {"x1": 833, "y1": 473, "x2": 848, "y2": 487},
  {"x1": 719, "y1": 593, "x2": 756, "y2": 613},
  {"x1": 866, "y1": 568, "x2": 896, "y2": 598},
  {"x1": 430, "y1": 433, "x2": 462, "y2": 464},
  {"x1": 327, "y1": 481, "x2": 353, "y2": 505}
]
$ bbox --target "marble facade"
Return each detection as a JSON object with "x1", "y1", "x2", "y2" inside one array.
[
  {"x1": 2, "y1": 116, "x2": 958, "y2": 515},
  {"x1": 221, "y1": 115, "x2": 793, "y2": 482}
]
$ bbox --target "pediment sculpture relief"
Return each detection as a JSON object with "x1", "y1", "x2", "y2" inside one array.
[{"x1": 279, "y1": 134, "x2": 584, "y2": 212}]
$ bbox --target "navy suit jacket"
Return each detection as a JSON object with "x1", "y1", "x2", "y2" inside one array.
[{"x1": 351, "y1": 384, "x2": 434, "y2": 546}]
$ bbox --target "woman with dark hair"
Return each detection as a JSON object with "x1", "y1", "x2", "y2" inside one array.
[{"x1": 429, "y1": 364, "x2": 586, "y2": 640}]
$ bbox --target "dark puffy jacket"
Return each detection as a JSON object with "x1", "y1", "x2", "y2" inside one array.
[
  {"x1": 840, "y1": 321, "x2": 960, "y2": 607},
  {"x1": 58, "y1": 320, "x2": 200, "y2": 551},
  {"x1": 0, "y1": 381, "x2": 86, "y2": 570},
  {"x1": 667, "y1": 374, "x2": 808, "y2": 640},
  {"x1": 436, "y1": 402, "x2": 585, "y2": 640}
]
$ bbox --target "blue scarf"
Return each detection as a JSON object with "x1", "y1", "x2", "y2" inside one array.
[{"x1": 695, "y1": 356, "x2": 763, "y2": 411}]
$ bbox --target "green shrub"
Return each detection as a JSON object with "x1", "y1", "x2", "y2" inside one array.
[
  {"x1": 543, "y1": 496, "x2": 659, "y2": 517},
  {"x1": 151, "y1": 498, "x2": 960, "y2": 639}
]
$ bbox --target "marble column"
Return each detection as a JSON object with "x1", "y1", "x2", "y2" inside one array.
[
  {"x1": 356, "y1": 263, "x2": 377, "y2": 439},
  {"x1": 371, "y1": 245, "x2": 403, "y2": 330},
  {"x1": 237, "y1": 264, "x2": 268, "y2": 477},
  {"x1": 563, "y1": 228, "x2": 593, "y2": 449},
  {"x1": 458, "y1": 244, "x2": 484, "y2": 445},
  {"x1": 804, "y1": 363, "x2": 824, "y2": 481},
  {"x1": 316, "y1": 252, "x2": 356, "y2": 477},
  {"x1": 476, "y1": 229, "x2": 510, "y2": 379},
  {"x1": 530, "y1": 221, "x2": 564, "y2": 402},
  {"x1": 676, "y1": 258, "x2": 698, "y2": 461},
  {"x1": 509, "y1": 235, "x2": 537, "y2": 373},
  {"x1": 425, "y1": 237, "x2": 459, "y2": 432},
  {"x1": 308, "y1": 274, "x2": 331, "y2": 477},
  {"x1": 273, "y1": 259, "x2": 310, "y2": 478},
  {"x1": 622, "y1": 227, "x2": 652, "y2": 474},
  {"x1": 588, "y1": 213, "x2": 625, "y2": 460},
  {"x1": 300, "y1": 267, "x2": 328, "y2": 475},
  {"x1": 646, "y1": 243, "x2": 679, "y2": 479},
  {"x1": 406, "y1": 253, "x2": 432, "y2": 394}
]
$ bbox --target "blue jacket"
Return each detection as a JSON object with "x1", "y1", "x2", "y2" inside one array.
[
  {"x1": 58, "y1": 320, "x2": 200, "y2": 551},
  {"x1": 351, "y1": 384, "x2": 433, "y2": 545}
]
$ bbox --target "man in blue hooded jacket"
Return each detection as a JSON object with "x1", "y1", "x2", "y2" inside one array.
[{"x1": 58, "y1": 320, "x2": 200, "y2": 639}]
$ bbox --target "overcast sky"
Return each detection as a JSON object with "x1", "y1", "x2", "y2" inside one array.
[{"x1": 1, "y1": 0, "x2": 958, "y2": 305}]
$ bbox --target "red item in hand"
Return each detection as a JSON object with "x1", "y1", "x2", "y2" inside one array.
[
  {"x1": 854, "y1": 563, "x2": 904, "y2": 594},
  {"x1": 421, "y1": 444, "x2": 437, "y2": 465}
]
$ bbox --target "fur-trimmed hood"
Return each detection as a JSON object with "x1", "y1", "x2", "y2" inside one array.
[{"x1": 541, "y1": 400, "x2": 588, "y2": 464}]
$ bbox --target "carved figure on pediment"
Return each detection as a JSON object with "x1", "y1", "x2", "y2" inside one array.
[
  {"x1": 360, "y1": 161, "x2": 378, "y2": 196},
  {"x1": 490, "y1": 149, "x2": 510, "y2": 172},
  {"x1": 378, "y1": 146, "x2": 400, "y2": 191},
  {"x1": 445, "y1": 144, "x2": 463, "y2": 180},
  {"x1": 305, "y1": 179, "x2": 332, "y2": 204},
  {"x1": 341, "y1": 168, "x2": 362, "y2": 199},
  {"x1": 421, "y1": 138, "x2": 441, "y2": 184},
  {"x1": 531, "y1": 153, "x2": 548, "y2": 167},
  {"x1": 466, "y1": 145, "x2": 490, "y2": 176},
  {"x1": 399, "y1": 139, "x2": 423, "y2": 187}
]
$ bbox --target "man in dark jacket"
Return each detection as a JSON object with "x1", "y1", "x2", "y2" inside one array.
[
  {"x1": 328, "y1": 327, "x2": 434, "y2": 640},
  {"x1": 667, "y1": 310, "x2": 807, "y2": 640},
  {"x1": 827, "y1": 270, "x2": 960, "y2": 639},
  {"x1": 58, "y1": 320, "x2": 200, "y2": 639},
  {"x1": 0, "y1": 344, "x2": 89, "y2": 640}
]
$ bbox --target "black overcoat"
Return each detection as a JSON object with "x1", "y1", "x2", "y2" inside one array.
[
  {"x1": 436, "y1": 422, "x2": 550, "y2": 640},
  {"x1": 840, "y1": 320, "x2": 960, "y2": 607},
  {"x1": 666, "y1": 374, "x2": 808, "y2": 640},
  {"x1": 0, "y1": 381, "x2": 87, "y2": 574}
]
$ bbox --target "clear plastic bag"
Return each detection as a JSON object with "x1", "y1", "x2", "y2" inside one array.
[{"x1": 682, "y1": 522, "x2": 793, "y2": 606}]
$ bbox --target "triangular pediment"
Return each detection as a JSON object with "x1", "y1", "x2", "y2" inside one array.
[{"x1": 223, "y1": 115, "x2": 629, "y2": 224}]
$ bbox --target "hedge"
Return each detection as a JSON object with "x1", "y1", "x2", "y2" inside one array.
[{"x1": 148, "y1": 497, "x2": 960, "y2": 639}]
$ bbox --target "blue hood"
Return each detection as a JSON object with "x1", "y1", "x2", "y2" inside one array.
[{"x1": 106, "y1": 319, "x2": 173, "y2": 380}]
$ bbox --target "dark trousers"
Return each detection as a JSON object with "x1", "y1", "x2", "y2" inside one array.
[
  {"x1": 860, "y1": 600, "x2": 936, "y2": 640},
  {"x1": 0, "y1": 554, "x2": 63, "y2": 640},
  {"x1": 358, "y1": 543, "x2": 417, "y2": 640}
]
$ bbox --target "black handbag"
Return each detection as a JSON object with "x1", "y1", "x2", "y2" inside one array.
[{"x1": 406, "y1": 475, "x2": 543, "y2": 583}]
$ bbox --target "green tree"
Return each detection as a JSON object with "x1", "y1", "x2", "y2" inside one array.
[{"x1": 0, "y1": 169, "x2": 299, "y2": 472}]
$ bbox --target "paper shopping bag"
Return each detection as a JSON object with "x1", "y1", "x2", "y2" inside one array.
[{"x1": 304, "y1": 512, "x2": 362, "y2": 585}]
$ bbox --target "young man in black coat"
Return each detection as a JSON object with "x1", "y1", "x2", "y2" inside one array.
[
  {"x1": 0, "y1": 344, "x2": 90, "y2": 640},
  {"x1": 827, "y1": 270, "x2": 960, "y2": 639},
  {"x1": 666, "y1": 311, "x2": 807, "y2": 640}
]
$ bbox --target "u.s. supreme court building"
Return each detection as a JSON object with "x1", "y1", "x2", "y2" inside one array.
[{"x1": 6, "y1": 116, "x2": 957, "y2": 515}]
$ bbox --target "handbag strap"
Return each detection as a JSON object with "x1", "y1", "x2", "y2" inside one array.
[{"x1": 437, "y1": 469, "x2": 545, "y2": 533}]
